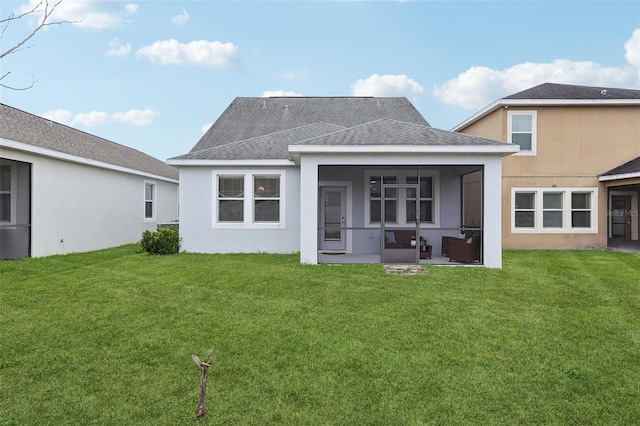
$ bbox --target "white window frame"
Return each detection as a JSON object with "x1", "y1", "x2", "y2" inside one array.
[
  {"x1": 0, "y1": 159, "x2": 17, "y2": 225},
  {"x1": 511, "y1": 187, "x2": 598, "y2": 233},
  {"x1": 212, "y1": 170, "x2": 286, "y2": 229},
  {"x1": 144, "y1": 180, "x2": 156, "y2": 221},
  {"x1": 508, "y1": 110, "x2": 537, "y2": 156},
  {"x1": 364, "y1": 169, "x2": 440, "y2": 228}
]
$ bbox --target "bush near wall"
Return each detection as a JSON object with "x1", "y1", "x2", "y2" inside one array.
[{"x1": 140, "y1": 227, "x2": 180, "y2": 255}]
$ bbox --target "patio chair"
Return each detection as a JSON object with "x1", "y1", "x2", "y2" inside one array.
[{"x1": 448, "y1": 234, "x2": 481, "y2": 263}]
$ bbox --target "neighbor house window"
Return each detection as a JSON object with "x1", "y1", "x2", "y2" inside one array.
[
  {"x1": 144, "y1": 181, "x2": 155, "y2": 220},
  {"x1": 512, "y1": 188, "x2": 597, "y2": 233},
  {"x1": 508, "y1": 111, "x2": 537, "y2": 155},
  {"x1": 0, "y1": 160, "x2": 16, "y2": 223},
  {"x1": 213, "y1": 171, "x2": 285, "y2": 228},
  {"x1": 365, "y1": 170, "x2": 439, "y2": 227}
]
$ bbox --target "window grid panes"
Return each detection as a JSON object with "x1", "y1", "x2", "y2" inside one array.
[
  {"x1": 510, "y1": 113, "x2": 534, "y2": 151},
  {"x1": 406, "y1": 176, "x2": 434, "y2": 223},
  {"x1": 369, "y1": 176, "x2": 397, "y2": 223},
  {"x1": 513, "y1": 189, "x2": 595, "y2": 232}
]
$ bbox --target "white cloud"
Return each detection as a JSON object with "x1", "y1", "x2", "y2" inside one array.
[
  {"x1": 201, "y1": 122, "x2": 214, "y2": 134},
  {"x1": 282, "y1": 70, "x2": 308, "y2": 80},
  {"x1": 106, "y1": 38, "x2": 131, "y2": 57},
  {"x1": 136, "y1": 39, "x2": 240, "y2": 68},
  {"x1": 113, "y1": 109, "x2": 159, "y2": 126},
  {"x1": 172, "y1": 9, "x2": 189, "y2": 25},
  {"x1": 262, "y1": 90, "x2": 302, "y2": 97},
  {"x1": 18, "y1": 0, "x2": 139, "y2": 29},
  {"x1": 41, "y1": 108, "x2": 159, "y2": 127},
  {"x1": 434, "y1": 29, "x2": 640, "y2": 110},
  {"x1": 350, "y1": 74, "x2": 424, "y2": 102}
]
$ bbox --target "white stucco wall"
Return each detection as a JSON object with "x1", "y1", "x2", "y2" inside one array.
[
  {"x1": 178, "y1": 165, "x2": 301, "y2": 254},
  {"x1": 1, "y1": 148, "x2": 178, "y2": 257}
]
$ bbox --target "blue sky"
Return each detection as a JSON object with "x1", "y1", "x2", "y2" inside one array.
[{"x1": 2, "y1": 0, "x2": 639, "y2": 162}]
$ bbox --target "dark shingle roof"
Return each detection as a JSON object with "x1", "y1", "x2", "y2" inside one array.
[
  {"x1": 294, "y1": 119, "x2": 508, "y2": 147},
  {"x1": 173, "y1": 122, "x2": 347, "y2": 161},
  {"x1": 504, "y1": 83, "x2": 640, "y2": 100},
  {"x1": 600, "y1": 156, "x2": 640, "y2": 177},
  {"x1": 188, "y1": 97, "x2": 430, "y2": 153},
  {"x1": 0, "y1": 103, "x2": 178, "y2": 180}
]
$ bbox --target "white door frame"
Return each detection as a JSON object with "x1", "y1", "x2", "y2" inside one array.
[{"x1": 318, "y1": 181, "x2": 352, "y2": 253}]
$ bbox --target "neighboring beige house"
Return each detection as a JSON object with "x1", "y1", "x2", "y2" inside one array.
[{"x1": 453, "y1": 83, "x2": 640, "y2": 249}]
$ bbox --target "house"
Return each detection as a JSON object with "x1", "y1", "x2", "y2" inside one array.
[
  {"x1": 0, "y1": 103, "x2": 179, "y2": 259},
  {"x1": 453, "y1": 83, "x2": 640, "y2": 250},
  {"x1": 168, "y1": 97, "x2": 518, "y2": 267}
]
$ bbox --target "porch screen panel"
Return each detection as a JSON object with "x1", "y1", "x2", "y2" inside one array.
[
  {"x1": 218, "y1": 176, "x2": 244, "y2": 222},
  {"x1": 324, "y1": 191, "x2": 342, "y2": 241}
]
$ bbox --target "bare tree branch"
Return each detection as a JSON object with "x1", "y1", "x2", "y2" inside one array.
[{"x1": 0, "y1": 72, "x2": 36, "y2": 91}]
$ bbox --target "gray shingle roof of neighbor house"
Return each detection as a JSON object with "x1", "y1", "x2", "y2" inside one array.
[
  {"x1": 505, "y1": 82, "x2": 640, "y2": 100},
  {"x1": 0, "y1": 103, "x2": 178, "y2": 180},
  {"x1": 600, "y1": 156, "x2": 640, "y2": 178},
  {"x1": 173, "y1": 96, "x2": 512, "y2": 162}
]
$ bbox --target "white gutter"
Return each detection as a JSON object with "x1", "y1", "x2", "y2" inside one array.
[
  {"x1": 287, "y1": 144, "x2": 519, "y2": 156},
  {"x1": 167, "y1": 159, "x2": 297, "y2": 167},
  {"x1": 598, "y1": 171, "x2": 640, "y2": 182},
  {"x1": 1, "y1": 138, "x2": 179, "y2": 184}
]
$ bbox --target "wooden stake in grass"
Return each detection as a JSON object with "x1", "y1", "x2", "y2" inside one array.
[{"x1": 192, "y1": 348, "x2": 213, "y2": 419}]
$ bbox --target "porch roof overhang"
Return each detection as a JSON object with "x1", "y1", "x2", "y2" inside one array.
[
  {"x1": 599, "y1": 155, "x2": 640, "y2": 185},
  {"x1": 287, "y1": 144, "x2": 519, "y2": 164}
]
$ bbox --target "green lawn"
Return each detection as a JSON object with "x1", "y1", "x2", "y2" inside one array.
[{"x1": 1, "y1": 246, "x2": 639, "y2": 425}]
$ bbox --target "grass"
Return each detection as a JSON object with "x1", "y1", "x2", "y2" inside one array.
[{"x1": 1, "y1": 245, "x2": 639, "y2": 425}]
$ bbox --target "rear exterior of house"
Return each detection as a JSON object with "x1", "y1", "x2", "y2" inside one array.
[
  {"x1": 453, "y1": 83, "x2": 640, "y2": 249},
  {"x1": 169, "y1": 97, "x2": 517, "y2": 267},
  {"x1": 1, "y1": 103, "x2": 179, "y2": 259}
]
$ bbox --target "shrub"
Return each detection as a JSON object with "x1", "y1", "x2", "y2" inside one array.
[{"x1": 140, "y1": 227, "x2": 180, "y2": 255}]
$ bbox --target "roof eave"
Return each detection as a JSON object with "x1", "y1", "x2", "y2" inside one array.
[
  {"x1": 452, "y1": 98, "x2": 640, "y2": 132},
  {"x1": 1, "y1": 137, "x2": 179, "y2": 183},
  {"x1": 287, "y1": 144, "x2": 519, "y2": 156}
]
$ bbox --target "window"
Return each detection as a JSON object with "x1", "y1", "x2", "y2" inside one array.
[
  {"x1": 508, "y1": 111, "x2": 537, "y2": 155},
  {"x1": 406, "y1": 176, "x2": 433, "y2": 223},
  {"x1": 571, "y1": 192, "x2": 591, "y2": 228},
  {"x1": 369, "y1": 176, "x2": 397, "y2": 223},
  {"x1": 213, "y1": 171, "x2": 285, "y2": 228},
  {"x1": 253, "y1": 175, "x2": 280, "y2": 222},
  {"x1": 514, "y1": 192, "x2": 535, "y2": 228},
  {"x1": 218, "y1": 175, "x2": 244, "y2": 222},
  {"x1": 144, "y1": 181, "x2": 155, "y2": 220},
  {"x1": 512, "y1": 188, "x2": 597, "y2": 233},
  {"x1": 365, "y1": 170, "x2": 439, "y2": 227},
  {"x1": 543, "y1": 192, "x2": 563, "y2": 228}
]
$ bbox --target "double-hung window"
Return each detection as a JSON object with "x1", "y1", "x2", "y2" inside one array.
[
  {"x1": 214, "y1": 171, "x2": 285, "y2": 228},
  {"x1": 508, "y1": 110, "x2": 537, "y2": 155},
  {"x1": 365, "y1": 170, "x2": 439, "y2": 227},
  {"x1": 144, "y1": 181, "x2": 155, "y2": 221},
  {"x1": 512, "y1": 188, "x2": 596, "y2": 233}
]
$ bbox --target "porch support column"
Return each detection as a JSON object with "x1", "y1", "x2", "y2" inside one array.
[
  {"x1": 299, "y1": 156, "x2": 319, "y2": 264},
  {"x1": 483, "y1": 156, "x2": 503, "y2": 268}
]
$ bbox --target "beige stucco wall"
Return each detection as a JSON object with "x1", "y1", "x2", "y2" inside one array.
[{"x1": 460, "y1": 104, "x2": 640, "y2": 249}]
